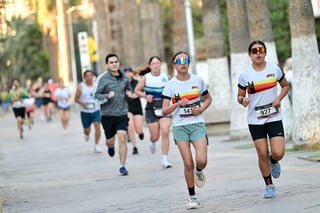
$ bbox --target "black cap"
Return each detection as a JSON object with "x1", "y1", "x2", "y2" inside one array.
[{"x1": 122, "y1": 66, "x2": 133, "y2": 72}]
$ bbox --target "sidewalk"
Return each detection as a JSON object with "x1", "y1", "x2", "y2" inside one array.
[{"x1": 0, "y1": 110, "x2": 319, "y2": 213}]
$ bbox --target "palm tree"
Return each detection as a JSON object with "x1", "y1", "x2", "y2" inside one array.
[
  {"x1": 202, "y1": 0, "x2": 231, "y2": 124},
  {"x1": 246, "y1": 0, "x2": 277, "y2": 64},
  {"x1": 226, "y1": 0, "x2": 251, "y2": 139},
  {"x1": 107, "y1": 0, "x2": 124, "y2": 59},
  {"x1": 33, "y1": 0, "x2": 59, "y2": 81},
  {"x1": 121, "y1": 0, "x2": 143, "y2": 68},
  {"x1": 92, "y1": 0, "x2": 111, "y2": 74},
  {"x1": 140, "y1": 0, "x2": 166, "y2": 62},
  {"x1": 289, "y1": 0, "x2": 320, "y2": 149},
  {"x1": 56, "y1": 0, "x2": 71, "y2": 84},
  {"x1": 171, "y1": 0, "x2": 188, "y2": 54},
  {"x1": 246, "y1": 0, "x2": 293, "y2": 139}
]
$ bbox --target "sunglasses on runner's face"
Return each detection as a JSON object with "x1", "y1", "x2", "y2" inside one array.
[
  {"x1": 174, "y1": 58, "x2": 190, "y2": 65},
  {"x1": 251, "y1": 47, "x2": 266, "y2": 54}
]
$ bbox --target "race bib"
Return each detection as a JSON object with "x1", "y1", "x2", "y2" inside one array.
[
  {"x1": 178, "y1": 102, "x2": 201, "y2": 116},
  {"x1": 154, "y1": 108, "x2": 163, "y2": 117},
  {"x1": 12, "y1": 101, "x2": 23, "y2": 108},
  {"x1": 255, "y1": 103, "x2": 278, "y2": 118},
  {"x1": 179, "y1": 106, "x2": 193, "y2": 115},
  {"x1": 86, "y1": 102, "x2": 95, "y2": 109}
]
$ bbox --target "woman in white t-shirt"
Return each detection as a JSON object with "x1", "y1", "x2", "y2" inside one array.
[
  {"x1": 237, "y1": 40, "x2": 289, "y2": 199},
  {"x1": 162, "y1": 51, "x2": 212, "y2": 209},
  {"x1": 54, "y1": 79, "x2": 71, "y2": 131}
]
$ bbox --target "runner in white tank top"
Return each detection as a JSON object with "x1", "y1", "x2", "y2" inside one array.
[{"x1": 75, "y1": 70, "x2": 102, "y2": 153}]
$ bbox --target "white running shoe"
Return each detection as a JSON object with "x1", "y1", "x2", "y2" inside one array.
[
  {"x1": 94, "y1": 145, "x2": 102, "y2": 153},
  {"x1": 149, "y1": 142, "x2": 156, "y2": 153},
  {"x1": 186, "y1": 196, "x2": 200, "y2": 209},
  {"x1": 85, "y1": 134, "x2": 89, "y2": 142},
  {"x1": 194, "y1": 170, "x2": 206, "y2": 188},
  {"x1": 162, "y1": 159, "x2": 172, "y2": 168}
]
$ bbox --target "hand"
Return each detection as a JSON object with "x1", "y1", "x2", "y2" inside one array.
[
  {"x1": 178, "y1": 98, "x2": 188, "y2": 107},
  {"x1": 191, "y1": 105, "x2": 202, "y2": 115},
  {"x1": 145, "y1": 94, "x2": 153, "y2": 103},
  {"x1": 108, "y1": 91, "x2": 115, "y2": 99},
  {"x1": 126, "y1": 91, "x2": 134, "y2": 98},
  {"x1": 131, "y1": 93, "x2": 138, "y2": 99},
  {"x1": 272, "y1": 97, "x2": 281, "y2": 108},
  {"x1": 241, "y1": 97, "x2": 250, "y2": 107}
]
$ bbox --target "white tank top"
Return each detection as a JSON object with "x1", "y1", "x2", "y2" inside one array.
[{"x1": 79, "y1": 82, "x2": 100, "y2": 113}]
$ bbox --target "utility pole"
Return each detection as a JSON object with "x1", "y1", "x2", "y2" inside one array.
[{"x1": 184, "y1": 0, "x2": 197, "y2": 74}]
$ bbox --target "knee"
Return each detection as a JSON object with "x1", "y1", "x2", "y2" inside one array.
[
  {"x1": 150, "y1": 134, "x2": 159, "y2": 142},
  {"x1": 258, "y1": 152, "x2": 270, "y2": 163},
  {"x1": 271, "y1": 151, "x2": 284, "y2": 161},
  {"x1": 184, "y1": 161, "x2": 194, "y2": 172},
  {"x1": 196, "y1": 158, "x2": 207, "y2": 169}
]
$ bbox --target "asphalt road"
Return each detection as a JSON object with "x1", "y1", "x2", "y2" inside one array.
[{"x1": 0, "y1": 110, "x2": 319, "y2": 213}]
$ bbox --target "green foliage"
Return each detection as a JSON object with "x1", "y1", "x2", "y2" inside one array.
[
  {"x1": 0, "y1": 17, "x2": 49, "y2": 83},
  {"x1": 269, "y1": 0, "x2": 291, "y2": 63},
  {"x1": 159, "y1": 0, "x2": 173, "y2": 65}
]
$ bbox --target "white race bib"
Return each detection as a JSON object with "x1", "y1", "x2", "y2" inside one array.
[
  {"x1": 86, "y1": 102, "x2": 95, "y2": 109},
  {"x1": 179, "y1": 107, "x2": 193, "y2": 115},
  {"x1": 255, "y1": 103, "x2": 278, "y2": 118},
  {"x1": 12, "y1": 101, "x2": 23, "y2": 108},
  {"x1": 154, "y1": 108, "x2": 163, "y2": 117},
  {"x1": 178, "y1": 101, "x2": 201, "y2": 116}
]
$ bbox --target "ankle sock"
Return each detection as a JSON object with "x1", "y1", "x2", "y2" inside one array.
[
  {"x1": 188, "y1": 187, "x2": 195, "y2": 196},
  {"x1": 270, "y1": 156, "x2": 278, "y2": 164},
  {"x1": 263, "y1": 174, "x2": 273, "y2": 185}
]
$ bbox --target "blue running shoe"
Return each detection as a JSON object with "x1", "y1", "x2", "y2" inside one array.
[
  {"x1": 270, "y1": 155, "x2": 281, "y2": 178},
  {"x1": 264, "y1": 184, "x2": 275, "y2": 198},
  {"x1": 119, "y1": 166, "x2": 129, "y2": 175},
  {"x1": 108, "y1": 147, "x2": 115, "y2": 157}
]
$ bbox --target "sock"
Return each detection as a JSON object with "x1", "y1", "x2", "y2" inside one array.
[
  {"x1": 195, "y1": 167, "x2": 202, "y2": 173},
  {"x1": 270, "y1": 156, "x2": 278, "y2": 164},
  {"x1": 162, "y1": 155, "x2": 168, "y2": 161},
  {"x1": 263, "y1": 174, "x2": 273, "y2": 185},
  {"x1": 188, "y1": 187, "x2": 195, "y2": 196},
  {"x1": 119, "y1": 164, "x2": 125, "y2": 168}
]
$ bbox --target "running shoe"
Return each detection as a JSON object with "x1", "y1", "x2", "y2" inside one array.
[
  {"x1": 162, "y1": 159, "x2": 172, "y2": 168},
  {"x1": 264, "y1": 184, "x2": 275, "y2": 198},
  {"x1": 107, "y1": 146, "x2": 115, "y2": 157},
  {"x1": 94, "y1": 145, "x2": 102, "y2": 153},
  {"x1": 186, "y1": 196, "x2": 200, "y2": 209},
  {"x1": 132, "y1": 147, "x2": 138, "y2": 155},
  {"x1": 270, "y1": 156, "x2": 281, "y2": 178},
  {"x1": 20, "y1": 129, "x2": 24, "y2": 139},
  {"x1": 138, "y1": 133, "x2": 144, "y2": 140},
  {"x1": 149, "y1": 142, "x2": 156, "y2": 153},
  {"x1": 84, "y1": 134, "x2": 89, "y2": 142},
  {"x1": 194, "y1": 170, "x2": 206, "y2": 188},
  {"x1": 119, "y1": 166, "x2": 129, "y2": 176}
]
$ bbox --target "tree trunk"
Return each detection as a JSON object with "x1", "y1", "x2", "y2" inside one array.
[
  {"x1": 227, "y1": 0, "x2": 251, "y2": 139},
  {"x1": 93, "y1": 0, "x2": 111, "y2": 75},
  {"x1": 202, "y1": 0, "x2": 231, "y2": 124},
  {"x1": 246, "y1": 0, "x2": 293, "y2": 139},
  {"x1": 107, "y1": 0, "x2": 124, "y2": 59},
  {"x1": 171, "y1": 0, "x2": 188, "y2": 54},
  {"x1": 289, "y1": 0, "x2": 320, "y2": 149},
  {"x1": 121, "y1": 0, "x2": 143, "y2": 68},
  {"x1": 38, "y1": 1, "x2": 59, "y2": 81},
  {"x1": 56, "y1": 0, "x2": 71, "y2": 85},
  {"x1": 246, "y1": 0, "x2": 277, "y2": 64},
  {"x1": 140, "y1": 0, "x2": 166, "y2": 62}
]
